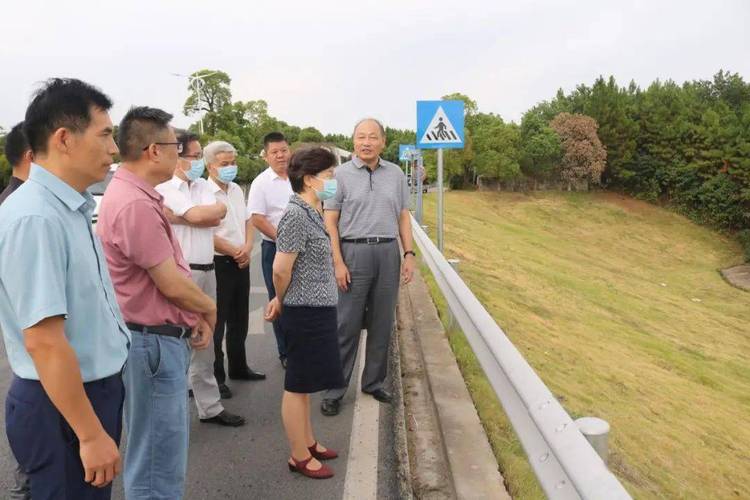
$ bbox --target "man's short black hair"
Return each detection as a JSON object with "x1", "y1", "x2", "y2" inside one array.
[
  {"x1": 117, "y1": 106, "x2": 174, "y2": 161},
  {"x1": 288, "y1": 147, "x2": 336, "y2": 193},
  {"x1": 263, "y1": 132, "x2": 287, "y2": 149},
  {"x1": 24, "y1": 78, "x2": 112, "y2": 155},
  {"x1": 175, "y1": 129, "x2": 200, "y2": 158},
  {"x1": 4, "y1": 122, "x2": 30, "y2": 167}
]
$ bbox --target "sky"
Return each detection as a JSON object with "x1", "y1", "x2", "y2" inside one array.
[{"x1": 1, "y1": 0, "x2": 748, "y2": 135}]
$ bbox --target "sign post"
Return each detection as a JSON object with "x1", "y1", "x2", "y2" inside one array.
[{"x1": 417, "y1": 100, "x2": 465, "y2": 253}]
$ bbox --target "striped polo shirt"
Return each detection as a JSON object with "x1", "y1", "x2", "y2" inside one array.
[{"x1": 324, "y1": 156, "x2": 409, "y2": 239}]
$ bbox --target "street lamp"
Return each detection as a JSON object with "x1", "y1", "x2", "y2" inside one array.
[{"x1": 171, "y1": 71, "x2": 218, "y2": 135}]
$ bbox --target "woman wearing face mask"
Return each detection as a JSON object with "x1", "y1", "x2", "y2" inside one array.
[{"x1": 264, "y1": 147, "x2": 345, "y2": 479}]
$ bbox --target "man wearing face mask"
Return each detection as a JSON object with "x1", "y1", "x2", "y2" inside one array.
[
  {"x1": 206, "y1": 141, "x2": 266, "y2": 399},
  {"x1": 156, "y1": 131, "x2": 245, "y2": 425}
]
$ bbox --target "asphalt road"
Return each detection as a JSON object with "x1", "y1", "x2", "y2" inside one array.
[{"x1": 0, "y1": 239, "x2": 400, "y2": 499}]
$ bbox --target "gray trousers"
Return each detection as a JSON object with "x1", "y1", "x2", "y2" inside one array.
[
  {"x1": 189, "y1": 269, "x2": 223, "y2": 419},
  {"x1": 325, "y1": 240, "x2": 401, "y2": 401}
]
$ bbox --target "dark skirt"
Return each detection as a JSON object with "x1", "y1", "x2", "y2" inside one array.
[{"x1": 280, "y1": 305, "x2": 345, "y2": 394}]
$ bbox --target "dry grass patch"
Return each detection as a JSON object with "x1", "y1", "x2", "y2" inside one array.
[{"x1": 421, "y1": 191, "x2": 749, "y2": 499}]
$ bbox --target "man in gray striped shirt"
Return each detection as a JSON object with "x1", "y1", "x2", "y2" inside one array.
[{"x1": 321, "y1": 118, "x2": 416, "y2": 416}]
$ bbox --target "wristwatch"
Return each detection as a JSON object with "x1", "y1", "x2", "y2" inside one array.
[{"x1": 403, "y1": 250, "x2": 416, "y2": 258}]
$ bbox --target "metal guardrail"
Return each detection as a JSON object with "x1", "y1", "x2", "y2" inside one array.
[{"x1": 411, "y1": 216, "x2": 632, "y2": 500}]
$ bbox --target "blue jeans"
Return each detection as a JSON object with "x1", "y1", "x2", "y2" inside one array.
[
  {"x1": 123, "y1": 330, "x2": 190, "y2": 499},
  {"x1": 262, "y1": 240, "x2": 287, "y2": 358}
]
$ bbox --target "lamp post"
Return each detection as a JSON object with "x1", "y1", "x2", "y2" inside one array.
[{"x1": 171, "y1": 71, "x2": 218, "y2": 135}]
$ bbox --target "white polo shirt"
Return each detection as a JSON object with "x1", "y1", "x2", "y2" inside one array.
[
  {"x1": 209, "y1": 177, "x2": 248, "y2": 252},
  {"x1": 155, "y1": 176, "x2": 217, "y2": 265},
  {"x1": 246, "y1": 166, "x2": 294, "y2": 241}
]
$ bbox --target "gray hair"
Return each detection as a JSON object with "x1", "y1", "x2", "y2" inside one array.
[
  {"x1": 204, "y1": 140, "x2": 237, "y2": 165},
  {"x1": 352, "y1": 117, "x2": 386, "y2": 139}
]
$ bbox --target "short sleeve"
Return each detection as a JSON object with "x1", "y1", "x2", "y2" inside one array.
[
  {"x1": 400, "y1": 173, "x2": 410, "y2": 212},
  {"x1": 156, "y1": 183, "x2": 195, "y2": 217},
  {"x1": 276, "y1": 208, "x2": 307, "y2": 254},
  {"x1": 246, "y1": 176, "x2": 267, "y2": 218},
  {"x1": 111, "y1": 201, "x2": 174, "y2": 269},
  {"x1": 323, "y1": 169, "x2": 344, "y2": 211},
  {"x1": 0, "y1": 217, "x2": 68, "y2": 329}
]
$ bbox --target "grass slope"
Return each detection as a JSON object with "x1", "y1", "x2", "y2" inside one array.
[{"x1": 421, "y1": 191, "x2": 749, "y2": 499}]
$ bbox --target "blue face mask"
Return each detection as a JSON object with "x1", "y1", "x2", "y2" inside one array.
[
  {"x1": 217, "y1": 165, "x2": 238, "y2": 184},
  {"x1": 314, "y1": 177, "x2": 337, "y2": 201},
  {"x1": 185, "y1": 159, "x2": 205, "y2": 181}
]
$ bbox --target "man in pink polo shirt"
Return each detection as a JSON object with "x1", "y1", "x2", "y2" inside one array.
[{"x1": 96, "y1": 107, "x2": 216, "y2": 500}]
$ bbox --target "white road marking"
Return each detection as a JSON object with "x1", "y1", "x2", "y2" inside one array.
[{"x1": 342, "y1": 332, "x2": 380, "y2": 500}]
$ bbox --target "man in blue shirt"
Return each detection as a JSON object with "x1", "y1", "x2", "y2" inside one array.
[{"x1": 0, "y1": 78, "x2": 130, "y2": 499}]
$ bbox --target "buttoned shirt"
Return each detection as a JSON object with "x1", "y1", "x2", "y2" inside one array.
[
  {"x1": 156, "y1": 176, "x2": 216, "y2": 265},
  {"x1": 276, "y1": 194, "x2": 338, "y2": 307},
  {"x1": 0, "y1": 164, "x2": 130, "y2": 382},
  {"x1": 209, "y1": 178, "x2": 248, "y2": 252},
  {"x1": 96, "y1": 168, "x2": 199, "y2": 328},
  {"x1": 246, "y1": 166, "x2": 294, "y2": 241},
  {"x1": 323, "y1": 156, "x2": 409, "y2": 239}
]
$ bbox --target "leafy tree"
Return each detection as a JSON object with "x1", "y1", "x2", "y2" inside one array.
[
  {"x1": 442, "y1": 93, "x2": 477, "y2": 187},
  {"x1": 183, "y1": 70, "x2": 232, "y2": 135},
  {"x1": 550, "y1": 113, "x2": 607, "y2": 186},
  {"x1": 298, "y1": 127, "x2": 324, "y2": 143},
  {"x1": 520, "y1": 112, "x2": 561, "y2": 182},
  {"x1": 471, "y1": 113, "x2": 522, "y2": 181}
]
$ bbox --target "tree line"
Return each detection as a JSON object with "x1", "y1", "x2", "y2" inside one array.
[{"x1": 1, "y1": 70, "x2": 748, "y2": 255}]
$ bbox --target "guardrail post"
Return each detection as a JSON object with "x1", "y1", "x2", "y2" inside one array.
[
  {"x1": 446, "y1": 259, "x2": 461, "y2": 329},
  {"x1": 575, "y1": 417, "x2": 611, "y2": 465}
]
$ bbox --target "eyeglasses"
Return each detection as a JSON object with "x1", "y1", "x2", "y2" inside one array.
[
  {"x1": 143, "y1": 142, "x2": 184, "y2": 154},
  {"x1": 182, "y1": 152, "x2": 203, "y2": 160}
]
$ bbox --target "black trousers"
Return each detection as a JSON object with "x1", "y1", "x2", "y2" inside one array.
[
  {"x1": 6, "y1": 373, "x2": 124, "y2": 500},
  {"x1": 213, "y1": 255, "x2": 250, "y2": 384}
]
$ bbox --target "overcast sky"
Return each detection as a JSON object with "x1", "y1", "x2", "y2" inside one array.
[{"x1": 1, "y1": 0, "x2": 748, "y2": 135}]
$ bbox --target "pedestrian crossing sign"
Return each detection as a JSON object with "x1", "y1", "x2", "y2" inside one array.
[
  {"x1": 399, "y1": 144, "x2": 418, "y2": 161},
  {"x1": 416, "y1": 100, "x2": 465, "y2": 149}
]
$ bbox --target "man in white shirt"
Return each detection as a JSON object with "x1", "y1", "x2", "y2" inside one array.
[
  {"x1": 156, "y1": 131, "x2": 245, "y2": 425},
  {"x1": 206, "y1": 141, "x2": 266, "y2": 396},
  {"x1": 246, "y1": 132, "x2": 294, "y2": 368}
]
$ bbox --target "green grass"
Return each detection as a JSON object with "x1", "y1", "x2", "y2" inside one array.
[{"x1": 419, "y1": 191, "x2": 750, "y2": 499}]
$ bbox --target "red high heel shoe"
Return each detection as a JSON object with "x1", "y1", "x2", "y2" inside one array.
[
  {"x1": 288, "y1": 455, "x2": 334, "y2": 479},
  {"x1": 308, "y1": 441, "x2": 338, "y2": 460}
]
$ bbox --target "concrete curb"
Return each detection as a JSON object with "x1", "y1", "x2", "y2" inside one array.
[
  {"x1": 399, "y1": 266, "x2": 510, "y2": 500},
  {"x1": 390, "y1": 327, "x2": 415, "y2": 500}
]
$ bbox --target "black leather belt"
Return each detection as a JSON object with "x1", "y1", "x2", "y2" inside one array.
[
  {"x1": 189, "y1": 263, "x2": 215, "y2": 271},
  {"x1": 341, "y1": 237, "x2": 396, "y2": 244},
  {"x1": 126, "y1": 322, "x2": 191, "y2": 339}
]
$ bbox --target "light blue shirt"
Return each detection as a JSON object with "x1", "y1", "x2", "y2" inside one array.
[{"x1": 0, "y1": 164, "x2": 130, "y2": 382}]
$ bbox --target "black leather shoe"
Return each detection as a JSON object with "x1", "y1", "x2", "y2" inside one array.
[
  {"x1": 218, "y1": 383, "x2": 233, "y2": 399},
  {"x1": 200, "y1": 410, "x2": 246, "y2": 427},
  {"x1": 229, "y1": 369, "x2": 267, "y2": 381},
  {"x1": 320, "y1": 399, "x2": 340, "y2": 416},
  {"x1": 364, "y1": 389, "x2": 392, "y2": 404}
]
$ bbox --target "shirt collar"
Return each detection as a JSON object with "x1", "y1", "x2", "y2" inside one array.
[
  {"x1": 169, "y1": 174, "x2": 189, "y2": 189},
  {"x1": 28, "y1": 163, "x2": 89, "y2": 212},
  {"x1": 208, "y1": 176, "x2": 225, "y2": 194},
  {"x1": 114, "y1": 167, "x2": 163, "y2": 202},
  {"x1": 352, "y1": 156, "x2": 382, "y2": 170}
]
